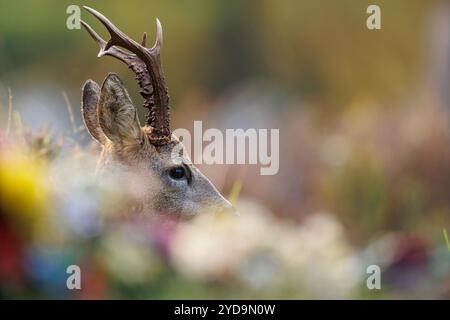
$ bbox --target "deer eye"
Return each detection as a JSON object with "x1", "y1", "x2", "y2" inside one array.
[{"x1": 169, "y1": 166, "x2": 186, "y2": 180}]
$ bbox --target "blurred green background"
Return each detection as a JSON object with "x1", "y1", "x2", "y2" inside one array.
[
  {"x1": 0, "y1": 0, "x2": 449, "y2": 299},
  {"x1": 0, "y1": 0, "x2": 431, "y2": 105}
]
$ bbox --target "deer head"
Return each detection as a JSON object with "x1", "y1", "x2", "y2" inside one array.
[{"x1": 80, "y1": 6, "x2": 234, "y2": 216}]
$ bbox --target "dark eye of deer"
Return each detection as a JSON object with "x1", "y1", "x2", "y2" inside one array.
[{"x1": 169, "y1": 166, "x2": 186, "y2": 180}]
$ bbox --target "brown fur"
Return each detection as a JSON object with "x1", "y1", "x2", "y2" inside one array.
[{"x1": 82, "y1": 73, "x2": 234, "y2": 216}]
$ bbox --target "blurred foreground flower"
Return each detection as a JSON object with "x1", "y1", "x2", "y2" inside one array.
[
  {"x1": 362, "y1": 232, "x2": 450, "y2": 298},
  {"x1": 170, "y1": 199, "x2": 361, "y2": 298},
  {"x1": 0, "y1": 148, "x2": 50, "y2": 240}
]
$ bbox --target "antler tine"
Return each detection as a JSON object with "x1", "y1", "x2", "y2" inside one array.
[
  {"x1": 141, "y1": 32, "x2": 148, "y2": 46},
  {"x1": 81, "y1": 19, "x2": 151, "y2": 92},
  {"x1": 80, "y1": 20, "x2": 106, "y2": 55},
  {"x1": 81, "y1": 20, "x2": 128, "y2": 60},
  {"x1": 153, "y1": 18, "x2": 163, "y2": 51},
  {"x1": 83, "y1": 7, "x2": 149, "y2": 63},
  {"x1": 82, "y1": 6, "x2": 171, "y2": 145}
]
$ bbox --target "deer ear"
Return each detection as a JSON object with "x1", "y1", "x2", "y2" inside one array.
[
  {"x1": 81, "y1": 79, "x2": 108, "y2": 145},
  {"x1": 98, "y1": 73, "x2": 143, "y2": 145}
]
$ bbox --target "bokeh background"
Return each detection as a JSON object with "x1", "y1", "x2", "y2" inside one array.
[{"x1": 0, "y1": 0, "x2": 449, "y2": 299}]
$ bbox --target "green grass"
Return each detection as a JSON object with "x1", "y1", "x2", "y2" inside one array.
[
  {"x1": 443, "y1": 228, "x2": 450, "y2": 252},
  {"x1": 228, "y1": 180, "x2": 242, "y2": 206}
]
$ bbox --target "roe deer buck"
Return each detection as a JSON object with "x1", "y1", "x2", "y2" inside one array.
[{"x1": 80, "y1": 6, "x2": 234, "y2": 216}]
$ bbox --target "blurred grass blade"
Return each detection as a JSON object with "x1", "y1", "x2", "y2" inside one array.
[
  {"x1": 14, "y1": 110, "x2": 23, "y2": 134},
  {"x1": 443, "y1": 228, "x2": 450, "y2": 252},
  {"x1": 63, "y1": 91, "x2": 77, "y2": 134},
  {"x1": 228, "y1": 180, "x2": 242, "y2": 206},
  {"x1": 6, "y1": 87, "x2": 13, "y2": 137}
]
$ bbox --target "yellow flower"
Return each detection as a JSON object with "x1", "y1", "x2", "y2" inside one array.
[{"x1": 0, "y1": 149, "x2": 50, "y2": 239}]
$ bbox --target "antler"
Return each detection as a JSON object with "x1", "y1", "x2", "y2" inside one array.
[{"x1": 81, "y1": 6, "x2": 171, "y2": 145}]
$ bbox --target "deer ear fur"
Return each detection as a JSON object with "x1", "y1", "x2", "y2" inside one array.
[
  {"x1": 81, "y1": 79, "x2": 108, "y2": 145},
  {"x1": 97, "y1": 73, "x2": 143, "y2": 145}
]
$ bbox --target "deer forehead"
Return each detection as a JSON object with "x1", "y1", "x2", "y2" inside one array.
[{"x1": 104, "y1": 130, "x2": 187, "y2": 167}]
